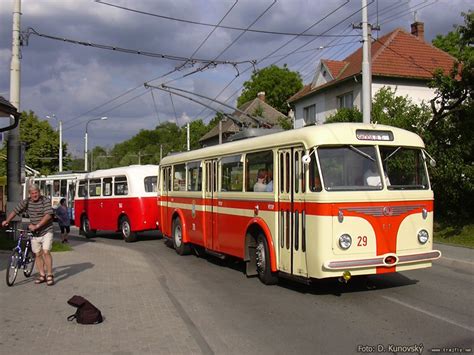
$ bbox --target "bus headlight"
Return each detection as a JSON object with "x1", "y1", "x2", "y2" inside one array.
[
  {"x1": 339, "y1": 234, "x2": 352, "y2": 250},
  {"x1": 417, "y1": 229, "x2": 429, "y2": 244}
]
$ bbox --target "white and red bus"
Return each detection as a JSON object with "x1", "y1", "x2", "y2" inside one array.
[
  {"x1": 26, "y1": 172, "x2": 86, "y2": 223},
  {"x1": 158, "y1": 123, "x2": 441, "y2": 284},
  {"x1": 74, "y1": 165, "x2": 160, "y2": 242}
]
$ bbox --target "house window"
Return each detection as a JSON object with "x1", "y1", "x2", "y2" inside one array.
[
  {"x1": 303, "y1": 104, "x2": 316, "y2": 125},
  {"x1": 337, "y1": 92, "x2": 353, "y2": 109}
]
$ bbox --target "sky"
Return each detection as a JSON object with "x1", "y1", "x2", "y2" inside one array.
[{"x1": 0, "y1": 0, "x2": 471, "y2": 157}]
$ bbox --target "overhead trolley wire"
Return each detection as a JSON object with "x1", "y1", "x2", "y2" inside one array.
[
  {"x1": 192, "y1": 0, "x2": 355, "y2": 121},
  {"x1": 25, "y1": 27, "x2": 256, "y2": 67},
  {"x1": 95, "y1": 0, "x2": 360, "y2": 38}
]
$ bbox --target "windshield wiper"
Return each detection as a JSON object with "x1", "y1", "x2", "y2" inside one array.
[
  {"x1": 384, "y1": 147, "x2": 401, "y2": 162},
  {"x1": 349, "y1": 145, "x2": 375, "y2": 162}
]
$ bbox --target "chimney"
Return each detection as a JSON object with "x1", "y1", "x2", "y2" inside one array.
[
  {"x1": 257, "y1": 91, "x2": 266, "y2": 102},
  {"x1": 411, "y1": 21, "x2": 424, "y2": 41}
]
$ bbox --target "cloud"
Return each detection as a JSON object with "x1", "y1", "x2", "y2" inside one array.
[{"x1": 0, "y1": 0, "x2": 470, "y2": 157}]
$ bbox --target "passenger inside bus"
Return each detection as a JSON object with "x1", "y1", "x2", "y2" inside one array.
[
  {"x1": 253, "y1": 169, "x2": 268, "y2": 192},
  {"x1": 364, "y1": 165, "x2": 390, "y2": 187},
  {"x1": 265, "y1": 169, "x2": 273, "y2": 192}
]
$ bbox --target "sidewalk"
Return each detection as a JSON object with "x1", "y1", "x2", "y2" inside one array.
[
  {"x1": 434, "y1": 242, "x2": 474, "y2": 271},
  {"x1": 0, "y1": 230, "x2": 203, "y2": 355}
]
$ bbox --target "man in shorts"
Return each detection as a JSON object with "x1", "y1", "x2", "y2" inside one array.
[{"x1": 2, "y1": 184, "x2": 55, "y2": 285}]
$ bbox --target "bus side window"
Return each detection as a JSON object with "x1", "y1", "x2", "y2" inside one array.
[
  {"x1": 246, "y1": 150, "x2": 273, "y2": 192},
  {"x1": 78, "y1": 180, "x2": 87, "y2": 197},
  {"x1": 103, "y1": 177, "x2": 112, "y2": 196},
  {"x1": 115, "y1": 176, "x2": 128, "y2": 195},
  {"x1": 144, "y1": 176, "x2": 157, "y2": 192},
  {"x1": 221, "y1": 155, "x2": 243, "y2": 192},
  {"x1": 60, "y1": 180, "x2": 67, "y2": 197},
  {"x1": 186, "y1": 162, "x2": 202, "y2": 192},
  {"x1": 53, "y1": 180, "x2": 60, "y2": 197},
  {"x1": 162, "y1": 167, "x2": 171, "y2": 192},
  {"x1": 89, "y1": 178, "x2": 102, "y2": 197},
  {"x1": 173, "y1": 164, "x2": 186, "y2": 191}
]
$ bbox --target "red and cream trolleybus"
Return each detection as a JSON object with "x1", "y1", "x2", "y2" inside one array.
[
  {"x1": 159, "y1": 123, "x2": 441, "y2": 284},
  {"x1": 74, "y1": 165, "x2": 160, "y2": 242}
]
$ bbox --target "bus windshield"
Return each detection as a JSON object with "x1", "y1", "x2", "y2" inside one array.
[
  {"x1": 317, "y1": 146, "x2": 381, "y2": 191},
  {"x1": 381, "y1": 146, "x2": 429, "y2": 190},
  {"x1": 316, "y1": 145, "x2": 429, "y2": 191}
]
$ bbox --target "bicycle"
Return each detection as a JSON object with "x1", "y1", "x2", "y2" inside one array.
[{"x1": 5, "y1": 228, "x2": 36, "y2": 287}]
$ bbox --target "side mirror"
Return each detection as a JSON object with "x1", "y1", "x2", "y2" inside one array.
[{"x1": 430, "y1": 158, "x2": 436, "y2": 167}]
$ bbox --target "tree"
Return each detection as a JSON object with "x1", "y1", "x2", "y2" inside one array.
[
  {"x1": 429, "y1": 11, "x2": 473, "y2": 128},
  {"x1": 0, "y1": 110, "x2": 69, "y2": 175},
  {"x1": 429, "y1": 11, "x2": 474, "y2": 220},
  {"x1": 237, "y1": 64, "x2": 303, "y2": 114}
]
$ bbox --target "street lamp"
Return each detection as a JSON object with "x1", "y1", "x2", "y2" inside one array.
[
  {"x1": 84, "y1": 116, "x2": 107, "y2": 171},
  {"x1": 46, "y1": 114, "x2": 63, "y2": 172}
]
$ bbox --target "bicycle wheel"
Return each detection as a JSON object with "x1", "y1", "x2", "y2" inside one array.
[
  {"x1": 6, "y1": 250, "x2": 20, "y2": 287},
  {"x1": 23, "y1": 249, "x2": 36, "y2": 277}
]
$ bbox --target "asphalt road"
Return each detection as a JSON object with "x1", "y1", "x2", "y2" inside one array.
[
  {"x1": 1, "y1": 226, "x2": 472, "y2": 354},
  {"x1": 113, "y1": 230, "x2": 473, "y2": 354}
]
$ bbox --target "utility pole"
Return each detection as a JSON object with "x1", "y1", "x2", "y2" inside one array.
[
  {"x1": 361, "y1": 0, "x2": 371, "y2": 124},
  {"x1": 47, "y1": 114, "x2": 63, "y2": 172},
  {"x1": 353, "y1": 0, "x2": 379, "y2": 124},
  {"x1": 59, "y1": 119, "x2": 63, "y2": 171},
  {"x1": 218, "y1": 120, "x2": 222, "y2": 144},
  {"x1": 187, "y1": 123, "x2": 190, "y2": 151},
  {"x1": 7, "y1": 0, "x2": 22, "y2": 216}
]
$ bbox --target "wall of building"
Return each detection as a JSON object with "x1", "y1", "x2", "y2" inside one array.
[{"x1": 293, "y1": 77, "x2": 435, "y2": 128}]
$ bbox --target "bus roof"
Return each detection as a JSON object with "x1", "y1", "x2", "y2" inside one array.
[
  {"x1": 160, "y1": 123, "x2": 425, "y2": 165},
  {"x1": 83, "y1": 164, "x2": 159, "y2": 179}
]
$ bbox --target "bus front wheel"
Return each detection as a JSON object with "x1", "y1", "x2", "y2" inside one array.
[
  {"x1": 120, "y1": 216, "x2": 137, "y2": 243},
  {"x1": 172, "y1": 217, "x2": 191, "y2": 255},
  {"x1": 81, "y1": 215, "x2": 96, "y2": 238},
  {"x1": 256, "y1": 233, "x2": 278, "y2": 285}
]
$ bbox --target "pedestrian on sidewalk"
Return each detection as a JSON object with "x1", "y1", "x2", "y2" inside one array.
[
  {"x1": 1, "y1": 184, "x2": 55, "y2": 286},
  {"x1": 56, "y1": 198, "x2": 70, "y2": 243}
]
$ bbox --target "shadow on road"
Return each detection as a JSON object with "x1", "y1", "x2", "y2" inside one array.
[
  {"x1": 53, "y1": 262, "x2": 94, "y2": 284},
  {"x1": 277, "y1": 272, "x2": 418, "y2": 296},
  {"x1": 170, "y1": 244, "x2": 419, "y2": 295},
  {"x1": 4, "y1": 262, "x2": 94, "y2": 287}
]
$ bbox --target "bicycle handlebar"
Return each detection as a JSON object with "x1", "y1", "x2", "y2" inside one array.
[{"x1": 4, "y1": 228, "x2": 36, "y2": 237}]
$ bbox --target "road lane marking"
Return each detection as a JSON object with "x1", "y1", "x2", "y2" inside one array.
[{"x1": 382, "y1": 296, "x2": 474, "y2": 332}]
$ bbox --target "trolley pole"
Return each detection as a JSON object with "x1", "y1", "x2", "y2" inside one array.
[{"x1": 7, "y1": 0, "x2": 22, "y2": 218}]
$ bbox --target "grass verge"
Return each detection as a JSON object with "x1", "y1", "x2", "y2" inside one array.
[
  {"x1": 434, "y1": 223, "x2": 474, "y2": 248},
  {"x1": 0, "y1": 231, "x2": 72, "y2": 252}
]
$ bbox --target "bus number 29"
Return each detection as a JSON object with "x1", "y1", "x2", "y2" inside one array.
[{"x1": 357, "y1": 236, "x2": 368, "y2": 246}]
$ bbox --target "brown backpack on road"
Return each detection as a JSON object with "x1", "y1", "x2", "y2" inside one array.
[{"x1": 67, "y1": 295, "x2": 103, "y2": 324}]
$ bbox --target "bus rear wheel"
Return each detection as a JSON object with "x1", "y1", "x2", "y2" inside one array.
[
  {"x1": 172, "y1": 217, "x2": 191, "y2": 255},
  {"x1": 256, "y1": 233, "x2": 278, "y2": 285},
  {"x1": 81, "y1": 215, "x2": 96, "y2": 239},
  {"x1": 120, "y1": 216, "x2": 137, "y2": 243}
]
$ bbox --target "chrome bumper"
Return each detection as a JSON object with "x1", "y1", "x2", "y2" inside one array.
[{"x1": 324, "y1": 250, "x2": 442, "y2": 270}]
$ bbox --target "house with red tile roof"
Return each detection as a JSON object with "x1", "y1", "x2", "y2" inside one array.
[
  {"x1": 199, "y1": 92, "x2": 287, "y2": 147},
  {"x1": 288, "y1": 22, "x2": 456, "y2": 127}
]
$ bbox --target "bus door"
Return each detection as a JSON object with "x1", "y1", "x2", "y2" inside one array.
[
  {"x1": 278, "y1": 148, "x2": 308, "y2": 277},
  {"x1": 162, "y1": 167, "x2": 172, "y2": 236},
  {"x1": 67, "y1": 179, "x2": 76, "y2": 222},
  {"x1": 204, "y1": 160, "x2": 217, "y2": 250}
]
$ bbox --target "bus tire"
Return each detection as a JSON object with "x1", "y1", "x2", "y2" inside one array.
[
  {"x1": 120, "y1": 216, "x2": 137, "y2": 243},
  {"x1": 256, "y1": 233, "x2": 278, "y2": 285},
  {"x1": 172, "y1": 217, "x2": 191, "y2": 255},
  {"x1": 81, "y1": 215, "x2": 96, "y2": 238}
]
